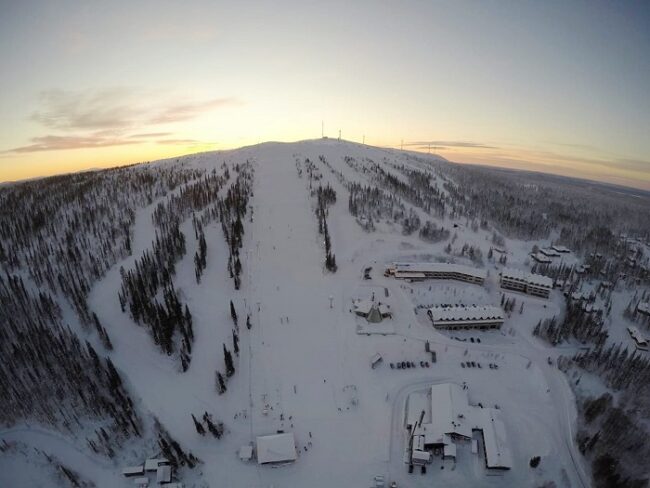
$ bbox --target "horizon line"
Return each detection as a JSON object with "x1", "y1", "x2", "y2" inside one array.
[{"x1": 1, "y1": 137, "x2": 649, "y2": 195}]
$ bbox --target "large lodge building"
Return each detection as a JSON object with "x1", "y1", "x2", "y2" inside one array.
[
  {"x1": 499, "y1": 268, "x2": 553, "y2": 299},
  {"x1": 385, "y1": 262, "x2": 486, "y2": 285},
  {"x1": 406, "y1": 383, "x2": 512, "y2": 470},
  {"x1": 427, "y1": 305, "x2": 505, "y2": 331}
]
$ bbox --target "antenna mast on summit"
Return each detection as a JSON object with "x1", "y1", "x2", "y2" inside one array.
[{"x1": 321, "y1": 121, "x2": 324, "y2": 138}]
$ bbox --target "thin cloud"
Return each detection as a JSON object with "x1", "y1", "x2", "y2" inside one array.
[
  {"x1": 156, "y1": 138, "x2": 212, "y2": 145},
  {"x1": 31, "y1": 88, "x2": 140, "y2": 131},
  {"x1": 149, "y1": 97, "x2": 240, "y2": 124},
  {"x1": 128, "y1": 132, "x2": 173, "y2": 138},
  {"x1": 29, "y1": 88, "x2": 240, "y2": 131},
  {"x1": 406, "y1": 140, "x2": 499, "y2": 150},
  {"x1": 614, "y1": 158, "x2": 650, "y2": 172},
  {"x1": 7, "y1": 135, "x2": 139, "y2": 153},
  {"x1": 8, "y1": 88, "x2": 240, "y2": 153}
]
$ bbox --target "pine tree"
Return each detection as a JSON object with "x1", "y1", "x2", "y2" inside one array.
[
  {"x1": 216, "y1": 371, "x2": 227, "y2": 394},
  {"x1": 203, "y1": 412, "x2": 223, "y2": 438},
  {"x1": 223, "y1": 344, "x2": 235, "y2": 377},
  {"x1": 191, "y1": 414, "x2": 205, "y2": 435},
  {"x1": 232, "y1": 329, "x2": 239, "y2": 356},
  {"x1": 230, "y1": 300, "x2": 238, "y2": 325},
  {"x1": 533, "y1": 320, "x2": 541, "y2": 336}
]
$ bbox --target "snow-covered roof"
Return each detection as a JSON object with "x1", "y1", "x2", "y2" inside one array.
[
  {"x1": 414, "y1": 435, "x2": 426, "y2": 452},
  {"x1": 239, "y1": 445, "x2": 253, "y2": 461},
  {"x1": 256, "y1": 433, "x2": 297, "y2": 464},
  {"x1": 133, "y1": 477, "x2": 149, "y2": 487},
  {"x1": 353, "y1": 299, "x2": 390, "y2": 316},
  {"x1": 480, "y1": 409, "x2": 513, "y2": 469},
  {"x1": 393, "y1": 271, "x2": 426, "y2": 279},
  {"x1": 501, "y1": 268, "x2": 552, "y2": 288},
  {"x1": 392, "y1": 262, "x2": 487, "y2": 279},
  {"x1": 638, "y1": 302, "x2": 650, "y2": 315},
  {"x1": 122, "y1": 466, "x2": 144, "y2": 476},
  {"x1": 443, "y1": 440, "x2": 457, "y2": 458},
  {"x1": 552, "y1": 245, "x2": 571, "y2": 253},
  {"x1": 156, "y1": 465, "x2": 171, "y2": 483},
  {"x1": 144, "y1": 458, "x2": 168, "y2": 471},
  {"x1": 412, "y1": 449, "x2": 431, "y2": 462},
  {"x1": 406, "y1": 390, "x2": 430, "y2": 428},
  {"x1": 428, "y1": 305, "x2": 504, "y2": 323},
  {"x1": 627, "y1": 326, "x2": 648, "y2": 345},
  {"x1": 501, "y1": 268, "x2": 528, "y2": 281},
  {"x1": 419, "y1": 383, "x2": 472, "y2": 444},
  {"x1": 527, "y1": 274, "x2": 553, "y2": 287},
  {"x1": 531, "y1": 252, "x2": 552, "y2": 263}
]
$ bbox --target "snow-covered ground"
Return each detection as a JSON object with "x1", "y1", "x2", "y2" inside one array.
[{"x1": 3, "y1": 139, "x2": 607, "y2": 488}]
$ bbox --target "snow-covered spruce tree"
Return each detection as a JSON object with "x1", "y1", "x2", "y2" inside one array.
[
  {"x1": 216, "y1": 371, "x2": 227, "y2": 394},
  {"x1": 230, "y1": 300, "x2": 238, "y2": 326},
  {"x1": 223, "y1": 344, "x2": 235, "y2": 377}
]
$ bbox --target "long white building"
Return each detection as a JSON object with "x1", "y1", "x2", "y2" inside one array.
[
  {"x1": 386, "y1": 262, "x2": 486, "y2": 285},
  {"x1": 499, "y1": 268, "x2": 553, "y2": 298},
  {"x1": 427, "y1": 305, "x2": 504, "y2": 330}
]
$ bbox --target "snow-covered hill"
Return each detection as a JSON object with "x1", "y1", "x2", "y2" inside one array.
[{"x1": 2, "y1": 139, "x2": 649, "y2": 488}]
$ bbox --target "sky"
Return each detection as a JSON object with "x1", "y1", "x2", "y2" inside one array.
[{"x1": 1, "y1": 0, "x2": 649, "y2": 189}]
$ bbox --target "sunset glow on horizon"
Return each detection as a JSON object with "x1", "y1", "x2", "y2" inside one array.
[{"x1": 1, "y1": 1, "x2": 649, "y2": 189}]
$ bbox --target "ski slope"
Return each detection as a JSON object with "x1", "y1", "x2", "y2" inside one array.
[{"x1": 3, "y1": 139, "x2": 593, "y2": 488}]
